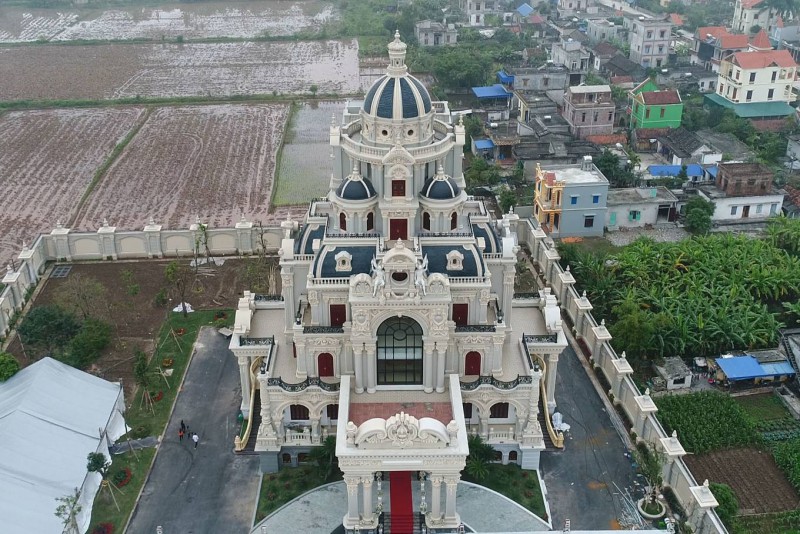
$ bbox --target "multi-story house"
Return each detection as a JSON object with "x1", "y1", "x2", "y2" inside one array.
[
  {"x1": 715, "y1": 49, "x2": 797, "y2": 104},
  {"x1": 586, "y1": 18, "x2": 627, "y2": 45},
  {"x1": 562, "y1": 85, "x2": 616, "y2": 139},
  {"x1": 698, "y1": 162, "x2": 785, "y2": 220},
  {"x1": 230, "y1": 33, "x2": 568, "y2": 533},
  {"x1": 532, "y1": 157, "x2": 609, "y2": 237},
  {"x1": 459, "y1": 0, "x2": 504, "y2": 26},
  {"x1": 629, "y1": 79, "x2": 684, "y2": 129},
  {"x1": 691, "y1": 26, "x2": 750, "y2": 73},
  {"x1": 625, "y1": 16, "x2": 673, "y2": 68},
  {"x1": 606, "y1": 186, "x2": 679, "y2": 229},
  {"x1": 551, "y1": 36, "x2": 591, "y2": 85},
  {"x1": 415, "y1": 20, "x2": 459, "y2": 46},
  {"x1": 591, "y1": 41, "x2": 620, "y2": 71},
  {"x1": 732, "y1": 0, "x2": 780, "y2": 34},
  {"x1": 504, "y1": 64, "x2": 570, "y2": 92},
  {"x1": 557, "y1": 0, "x2": 588, "y2": 18}
]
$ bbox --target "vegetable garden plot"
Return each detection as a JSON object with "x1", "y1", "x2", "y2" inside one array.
[
  {"x1": 684, "y1": 448, "x2": 800, "y2": 514},
  {"x1": 0, "y1": 107, "x2": 145, "y2": 267},
  {"x1": 273, "y1": 101, "x2": 344, "y2": 206},
  {"x1": 0, "y1": 10, "x2": 77, "y2": 43},
  {"x1": 74, "y1": 104, "x2": 290, "y2": 231}
]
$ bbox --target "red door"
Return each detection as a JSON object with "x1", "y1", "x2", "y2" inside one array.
[
  {"x1": 390, "y1": 219, "x2": 408, "y2": 241},
  {"x1": 318, "y1": 353, "x2": 334, "y2": 377},
  {"x1": 330, "y1": 304, "x2": 346, "y2": 327},
  {"x1": 453, "y1": 303, "x2": 468, "y2": 326},
  {"x1": 465, "y1": 351, "x2": 481, "y2": 375}
]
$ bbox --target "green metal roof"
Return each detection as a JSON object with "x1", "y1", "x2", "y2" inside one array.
[{"x1": 705, "y1": 93, "x2": 796, "y2": 118}]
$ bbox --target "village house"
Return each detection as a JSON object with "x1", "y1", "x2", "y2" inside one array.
[
  {"x1": 691, "y1": 26, "x2": 751, "y2": 73},
  {"x1": 414, "y1": 20, "x2": 458, "y2": 47},
  {"x1": 732, "y1": 0, "x2": 781, "y2": 34},
  {"x1": 562, "y1": 85, "x2": 615, "y2": 139},
  {"x1": 656, "y1": 126, "x2": 721, "y2": 165},
  {"x1": 551, "y1": 36, "x2": 591, "y2": 85},
  {"x1": 624, "y1": 16, "x2": 673, "y2": 68},
  {"x1": 697, "y1": 162, "x2": 785, "y2": 220},
  {"x1": 629, "y1": 79, "x2": 684, "y2": 130},
  {"x1": 606, "y1": 186, "x2": 679, "y2": 229}
]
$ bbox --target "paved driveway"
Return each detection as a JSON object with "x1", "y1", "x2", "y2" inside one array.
[
  {"x1": 540, "y1": 345, "x2": 639, "y2": 531},
  {"x1": 127, "y1": 327, "x2": 261, "y2": 533}
]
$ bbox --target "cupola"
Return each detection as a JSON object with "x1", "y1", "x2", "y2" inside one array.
[
  {"x1": 420, "y1": 165, "x2": 460, "y2": 200},
  {"x1": 336, "y1": 165, "x2": 377, "y2": 201}
]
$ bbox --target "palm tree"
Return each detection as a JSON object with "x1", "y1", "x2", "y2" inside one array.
[{"x1": 309, "y1": 436, "x2": 339, "y2": 481}]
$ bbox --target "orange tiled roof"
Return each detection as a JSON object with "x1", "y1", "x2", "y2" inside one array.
[
  {"x1": 731, "y1": 49, "x2": 797, "y2": 69},
  {"x1": 719, "y1": 34, "x2": 750, "y2": 49},
  {"x1": 740, "y1": 0, "x2": 765, "y2": 8},
  {"x1": 670, "y1": 13, "x2": 684, "y2": 26},
  {"x1": 586, "y1": 133, "x2": 628, "y2": 145},
  {"x1": 750, "y1": 29, "x2": 772, "y2": 49},
  {"x1": 640, "y1": 90, "x2": 682, "y2": 105},
  {"x1": 696, "y1": 26, "x2": 728, "y2": 39}
]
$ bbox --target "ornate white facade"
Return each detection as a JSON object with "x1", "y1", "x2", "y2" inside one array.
[{"x1": 231, "y1": 33, "x2": 567, "y2": 532}]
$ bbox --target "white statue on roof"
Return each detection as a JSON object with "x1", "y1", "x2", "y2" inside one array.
[
  {"x1": 415, "y1": 255, "x2": 429, "y2": 296},
  {"x1": 372, "y1": 256, "x2": 385, "y2": 297}
]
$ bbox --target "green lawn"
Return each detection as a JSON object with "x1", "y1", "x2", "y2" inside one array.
[
  {"x1": 736, "y1": 394, "x2": 790, "y2": 422},
  {"x1": 87, "y1": 449, "x2": 156, "y2": 533},
  {"x1": 88, "y1": 310, "x2": 230, "y2": 532},
  {"x1": 732, "y1": 509, "x2": 800, "y2": 534},
  {"x1": 465, "y1": 463, "x2": 547, "y2": 520},
  {"x1": 255, "y1": 465, "x2": 342, "y2": 524}
]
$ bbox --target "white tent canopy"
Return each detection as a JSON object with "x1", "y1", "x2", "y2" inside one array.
[{"x1": 0, "y1": 357, "x2": 126, "y2": 534}]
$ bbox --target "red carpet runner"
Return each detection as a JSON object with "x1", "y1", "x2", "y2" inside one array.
[{"x1": 389, "y1": 471, "x2": 414, "y2": 534}]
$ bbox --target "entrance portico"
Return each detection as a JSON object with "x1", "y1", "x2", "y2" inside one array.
[{"x1": 336, "y1": 374, "x2": 469, "y2": 532}]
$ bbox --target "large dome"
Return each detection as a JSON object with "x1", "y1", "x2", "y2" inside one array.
[
  {"x1": 362, "y1": 31, "x2": 433, "y2": 120},
  {"x1": 421, "y1": 166, "x2": 460, "y2": 200}
]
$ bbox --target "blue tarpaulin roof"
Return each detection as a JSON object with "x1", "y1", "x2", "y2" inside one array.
[
  {"x1": 715, "y1": 355, "x2": 796, "y2": 380},
  {"x1": 497, "y1": 70, "x2": 514, "y2": 85},
  {"x1": 516, "y1": 3, "x2": 534, "y2": 16},
  {"x1": 472, "y1": 84, "x2": 511, "y2": 99},
  {"x1": 474, "y1": 139, "x2": 495, "y2": 150},
  {"x1": 706, "y1": 166, "x2": 718, "y2": 178},
  {"x1": 648, "y1": 164, "x2": 704, "y2": 177}
]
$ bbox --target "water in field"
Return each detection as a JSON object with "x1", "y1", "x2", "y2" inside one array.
[{"x1": 273, "y1": 100, "x2": 343, "y2": 206}]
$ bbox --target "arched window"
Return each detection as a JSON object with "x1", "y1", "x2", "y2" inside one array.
[
  {"x1": 339, "y1": 212, "x2": 347, "y2": 231},
  {"x1": 509, "y1": 450, "x2": 518, "y2": 462},
  {"x1": 376, "y1": 316, "x2": 423, "y2": 385},
  {"x1": 289, "y1": 405, "x2": 310, "y2": 420},
  {"x1": 423, "y1": 212, "x2": 431, "y2": 231},
  {"x1": 282, "y1": 453, "x2": 292, "y2": 464},
  {"x1": 450, "y1": 212, "x2": 458, "y2": 230},
  {"x1": 489, "y1": 402, "x2": 509, "y2": 419},
  {"x1": 318, "y1": 353, "x2": 334, "y2": 377},
  {"x1": 367, "y1": 212, "x2": 375, "y2": 232}
]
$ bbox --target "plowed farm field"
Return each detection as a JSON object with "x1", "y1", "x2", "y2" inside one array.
[
  {"x1": 684, "y1": 447, "x2": 800, "y2": 514},
  {"x1": 0, "y1": 39, "x2": 360, "y2": 101},
  {"x1": 74, "y1": 103, "x2": 290, "y2": 231},
  {"x1": 0, "y1": 107, "x2": 145, "y2": 267},
  {"x1": 0, "y1": 1, "x2": 335, "y2": 43}
]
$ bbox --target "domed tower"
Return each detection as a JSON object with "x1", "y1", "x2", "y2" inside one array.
[{"x1": 327, "y1": 31, "x2": 466, "y2": 241}]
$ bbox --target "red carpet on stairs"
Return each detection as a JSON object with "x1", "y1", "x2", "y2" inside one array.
[{"x1": 389, "y1": 471, "x2": 414, "y2": 534}]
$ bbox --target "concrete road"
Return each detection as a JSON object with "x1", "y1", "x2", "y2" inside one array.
[
  {"x1": 127, "y1": 327, "x2": 261, "y2": 534},
  {"x1": 540, "y1": 345, "x2": 639, "y2": 531}
]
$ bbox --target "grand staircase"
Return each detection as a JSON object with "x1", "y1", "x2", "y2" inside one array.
[
  {"x1": 238, "y1": 390, "x2": 261, "y2": 455},
  {"x1": 389, "y1": 471, "x2": 415, "y2": 534},
  {"x1": 383, "y1": 514, "x2": 423, "y2": 534}
]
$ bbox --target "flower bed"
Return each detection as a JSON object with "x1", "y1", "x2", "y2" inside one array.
[
  {"x1": 91, "y1": 522, "x2": 114, "y2": 534},
  {"x1": 150, "y1": 391, "x2": 164, "y2": 402},
  {"x1": 161, "y1": 358, "x2": 174, "y2": 369},
  {"x1": 112, "y1": 467, "x2": 132, "y2": 488}
]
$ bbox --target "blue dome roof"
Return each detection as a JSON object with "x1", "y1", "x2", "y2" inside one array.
[
  {"x1": 362, "y1": 75, "x2": 433, "y2": 120},
  {"x1": 421, "y1": 175, "x2": 460, "y2": 200},
  {"x1": 336, "y1": 176, "x2": 376, "y2": 201}
]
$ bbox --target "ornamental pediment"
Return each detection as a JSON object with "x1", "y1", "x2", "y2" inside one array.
[
  {"x1": 382, "y1": 144, "x2": 415, "y2": 165},
  {"x1": 346, "y1": 412, "x2": 458, "y2": 449}
]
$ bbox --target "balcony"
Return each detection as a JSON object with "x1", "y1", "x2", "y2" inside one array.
[
  {"x1": 487, "y1": 424, "x2": 516, "y2": 444},
  {"x1": 460, "y1": 375, "x2": 533, "y2": 391}
]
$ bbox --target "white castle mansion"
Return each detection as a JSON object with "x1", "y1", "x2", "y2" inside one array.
[{"x1": 230, "y1": 32, "x2": 568, "y2": 532}]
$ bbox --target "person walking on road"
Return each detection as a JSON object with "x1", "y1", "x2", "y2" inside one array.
[
  {"x1": 179, "y1": 427, "x2": 185, "y2": 442},
  {"x1": 180, "y1": 420, "x2": 186, "y2": 433},
  {"x1": 192, "y1": 432, "x2": 199, "y2": 449}
]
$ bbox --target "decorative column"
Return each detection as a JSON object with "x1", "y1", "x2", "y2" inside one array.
[
  {"x1": 543, "y1": 247, "x2": 560, "y2": 283},
  {"x1": 343, "y1": 475, "x2": 361, "y2": 527},
  {"x1": 310, "y1": 417, "x2": 321, "y2": 445},
  {"x1": 423, "y1": 345, "x2": 434, "y2": 393},
  {"x1": 143, "y1": 218, "x2": 163, "y2": 258},
  {"x1": 443, "y1": 475, "x2": 460, "y2": 524},
  {"x1": 2, "y1": 267, "x2": 21, "y2": 310},
  {"x1": 362, "y1": 475, "x2": 374, "y2": 519},
  {"x1": 591, "y1": 320, "x2": 612, "y2": 363},
  {"x1": 502, "y1": 267, "x2": 515, "y2": 325},
  {"x1": 545, "y1": 353, "x2": 559, "y2": 411},
  {"x1": 430, "y1": 476, "x2": 443, "y2": 520},
  {"x1": 521, "y1": 368, "x2": 544, "y2": 446},
  {"x1": 50, "y1": 222, "x2": 71, "y2": 261},
  {"x1": 354, "y1": 345, "x2": 365, "y2": 394},
  {"x1": 282, "y1": 270, "x2": 295, "y2": 333},
  {"x1": 491, "y1": 340, "x2": 504, "y2": 377},
  {"x1": 557, "y1": 266, "x2": 575, "y2": 310},
  {"x1": 18, "y1": 243, "x2": 38, "y2": 285},
  {"x1": 236, "y1": 216, "x2": 254, "y2": 255},
  {"x1": 573, "y1": 291, "x2": 593, "y2": 338},
  {"x1": 255, "y1": 373, "x2": 278, "y2": 448},
  {"x1": 530, "y1": 225, "x2": 547, "y2": 263},
  {"x1": 366, "y1": 345, "x2": 377, "y2": 393},
  {"x1": 97, "y1": 219, "x2": 117, "y2": 260},
  {"x1": 435, "y1": 344, "x2": 446, "y2": 393},
  {"x1": 660, "y1": 430, "x2": 686, "y2": 488},
  {"x1": 633, "y1": 388, "x2": 658, "y2": 437},
  {"x1": 479, "y1": 410, "x2": 489, "y2": 440},
  {"x1": 689, "y1": 480, "x2": 719, "y2": 534},
  {"x1": 611, "y1": 352, "x2": 634, "y2": 400},
  {"x1": 237, "y1": 355, "x2": 251, "y2": 416}
]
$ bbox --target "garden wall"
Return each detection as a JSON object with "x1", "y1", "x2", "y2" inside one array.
[
  {"x1": 0, "y1": 220, "x2": 284, "y2": 339},
  {"x1": 518, "y1": 217, "x2": 729, "y2": 534}
]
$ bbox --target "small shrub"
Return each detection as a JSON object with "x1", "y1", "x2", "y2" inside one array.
[
  {"x1": 154, "y1": 289, "x2": 168, "y2": 307},
  {"x1": 65, "y1": 319, "x2": 112, "y2": 368},
  {"x1": 0, "y1": 352, "x2": 20, "y2": 381},
  {"x1": 112, "y1": 467, "x2": 132, "y2": 487}
]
